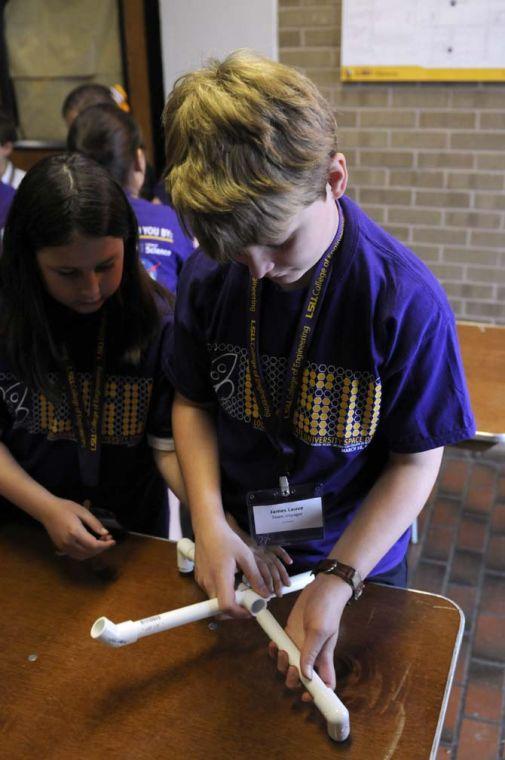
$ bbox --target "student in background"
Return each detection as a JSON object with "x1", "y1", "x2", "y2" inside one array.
[
  {"x1": 67, "y1": 104, "x2": 194, "y2": 294},
  {"x1": 0, "y1": 153, "x2": 184, "y2": 559},
  {"x1": 61, "y1": 83, "x2": 156, "y2": 200},
  {"x1": 162, "y1": 51, "x2": 475, "y2": 698},
  {"x1": 0, "y1": 109, "x2": 25, "y2": 189},
  {"x1": 61, "y1": 83, "x2": 129, "y2": 128}
]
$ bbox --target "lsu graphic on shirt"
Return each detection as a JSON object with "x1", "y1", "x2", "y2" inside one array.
[{"x1": 208, "y1": 343, "x2": 382, "y2": 452}]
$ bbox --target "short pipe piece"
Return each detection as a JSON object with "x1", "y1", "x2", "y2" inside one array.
[{"x1": 177, "y1": 538, "x2": 196, "y2": 573}]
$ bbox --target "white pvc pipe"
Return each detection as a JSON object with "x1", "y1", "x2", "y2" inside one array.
[
  {"x1": 254, "y1": 607, "x2": 350, "y2": 742},
  {"x1": 90, "y1": 571, "x2": 315, "y2": 648},
  {"x1": 91, "y1": 597, "x2": 221, "y2": 647},
  {"x1": 90, "y1": 539, "x2": 350, "y2": 741}
]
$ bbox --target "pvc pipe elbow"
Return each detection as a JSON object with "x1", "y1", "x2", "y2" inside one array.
[
  {"x1": 90, "y1": 617, "x2": 139, "y2": 647},
  {"x1": 177, "y1": 538, "x2": 196, "y2": 573}
]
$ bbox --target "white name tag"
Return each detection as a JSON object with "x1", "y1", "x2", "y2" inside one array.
[{"x1": 252, "y1": 497, "x2": 323, "y2": 536}]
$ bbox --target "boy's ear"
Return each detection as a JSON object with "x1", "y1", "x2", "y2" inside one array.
[{"x1": 327, "y1": 152, "x2": 348, "y2": 199}]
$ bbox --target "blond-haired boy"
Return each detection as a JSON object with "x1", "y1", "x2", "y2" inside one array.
[{"x1": 163, "y1": 51, "x2": 474, "y2": 696}]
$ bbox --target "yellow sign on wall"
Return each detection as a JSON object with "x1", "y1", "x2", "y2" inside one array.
[{"x1": 341, "y1": 0, "x2": 505, "y2": 83}]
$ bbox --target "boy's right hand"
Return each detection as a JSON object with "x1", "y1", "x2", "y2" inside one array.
[
  {"x1": 194, "y1": 520, "x2": 272, "y2": 618},
  {"x1": 225, "y1": 512, "x2": 292, "y2": 596},
  {"x1": 41, "y1": 499, "x2": 116, "y2": 560}
]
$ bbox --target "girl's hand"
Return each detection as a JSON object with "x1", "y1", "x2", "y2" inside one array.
[
  {"x1": 42, "y1": 499, "x2": 116, "y2": 560},
  {"x1": 225, "y1": 513, "x2": 293, "y2": 596},
  {"x1": 194, "y1": 519, "x2": 272, "y2": 618},
  {"x1": 268, "y1": 573, "x2": 352, "y2": 700}
]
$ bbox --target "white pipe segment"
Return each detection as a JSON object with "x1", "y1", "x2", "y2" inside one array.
[
  {"x1": 176, "y1": 537, "x2": 196, "y2": 573},
  {"x1": 254, "y1": 607, "x2": 350, "y2": 742},
  {"x1": 90, "y1": 587, "x2": 271, "y2": 648},
  {"x1": 91, "y1": 597, "x2": 221, "y2": 647},
  {"x1": 90, "y1": 538, "x2": 350, "y2": 741}
]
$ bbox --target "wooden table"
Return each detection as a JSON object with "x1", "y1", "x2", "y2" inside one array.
[
  {"x1": 457, "y1": 321, "x2": 505, "y2": 443},
  {"x1": 0, "y1": 524, "x2": 462, "y2": 760}
]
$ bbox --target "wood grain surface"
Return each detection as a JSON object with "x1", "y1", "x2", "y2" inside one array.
[
  {"x1": 0, "y1": 524, "x2": 462, "y2": 760},
  {"x1": 457, "y1": 321, "x2": 505, "y2": 441}
]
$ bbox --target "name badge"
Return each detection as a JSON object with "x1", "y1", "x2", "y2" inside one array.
[{"x1": 246, "y1": 482, "x2": 324, "y2": 546}]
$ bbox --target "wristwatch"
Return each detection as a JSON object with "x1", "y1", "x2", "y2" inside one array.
[{"x1": 312, "y1": 559, "x2": 365, "y2": 600}]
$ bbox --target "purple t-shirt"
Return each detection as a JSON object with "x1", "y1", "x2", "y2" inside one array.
[
  {"x1": 170, "y1": 195, "x2": 475, "y2": 575},
  {"x1": 0, "y1": 300, "x2": 174, "y2": 536},
  {"x1": 129, "y1": 195, "x2": 194, "y2": 294},
  {"x1": 0, "y1": 181, "x2": 15, "y2": 233}
]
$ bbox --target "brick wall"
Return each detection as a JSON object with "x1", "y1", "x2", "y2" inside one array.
[{"x1": 279, "y1": 0, "x2": 505, "y2": 324}]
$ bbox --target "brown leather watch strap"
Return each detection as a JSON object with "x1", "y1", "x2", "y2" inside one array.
[{"x1": 311, "y1": 558, "x2": 365, "y2": 600}]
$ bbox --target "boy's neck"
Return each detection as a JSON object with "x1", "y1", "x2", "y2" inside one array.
[
  {"x1": 277, "y1": 200, "x2": 341, "y2": 292},
  {"x1": 278, "y1": 269, "x2": 313, "y2": 292}
]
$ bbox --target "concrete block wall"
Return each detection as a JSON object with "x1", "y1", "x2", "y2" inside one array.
[{"x1": 279, "y1": 0, "x2": 505, "y2": 324}]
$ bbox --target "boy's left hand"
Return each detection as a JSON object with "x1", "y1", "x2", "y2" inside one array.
[{"x1": 268, "y1": 573, "x2": 352, "y2": 699}]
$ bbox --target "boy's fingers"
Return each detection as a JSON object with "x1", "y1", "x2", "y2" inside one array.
[
  {"x1": 299, "y1": 628, "x2": 327, "y2": 680},
  {"x1": 274, "y1": 558, "x2": 291, "y2": 589},
  {"x1": 285, "y1": 664, "x2": 301, "y2": 690},
  {"x1": 267, "y1": 562, "x2": 283, "y2": 596},
  {"x1": 239, "y1": 553, "x2": 270, "y2": 598},
  {"x1": 86, "y1": 537, "x2": 115, "y2": 555},
  {"x1": 316, "y1": 660, "x2": 336, "y2": 691},
  {"x1": 257, "y1": 561, "x2": 274, "y2": 594},
  {"x1": 312, "y1": 640, "x2": 337, "y2": 690},
  {"x1": 276, "y1": 648, "x2": 290, "y2": 674},
  {"x1": 215, "y1": 566, "x2": 250, "y2": 618},
  {"x1": 272, "y1": 546, "x2": 293, "y2": 565},
  {"x1": 75, "y1": 536, "x2": 115, "y2": 556},
  {"x1": 74, "y1": 522, "x2": 115, "y2": 552},
  {"x1": 73, "y1": 529, "x2": 103, "y2": 552},
  {"x1": 219, "y1": 597, "x2": 250, "y2": 619},
  {"x1": 66, "y1": 537, "x2": 105, "y2": 561}
]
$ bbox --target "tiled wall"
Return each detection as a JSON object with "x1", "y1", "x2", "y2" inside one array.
[{"x1": 279, "y1": 0, "x2": 505, "y2": 324}]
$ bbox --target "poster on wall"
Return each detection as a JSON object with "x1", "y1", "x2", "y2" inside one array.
[{"x1": 341, "y1": 0, "x2": 505, "y2": 82}]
